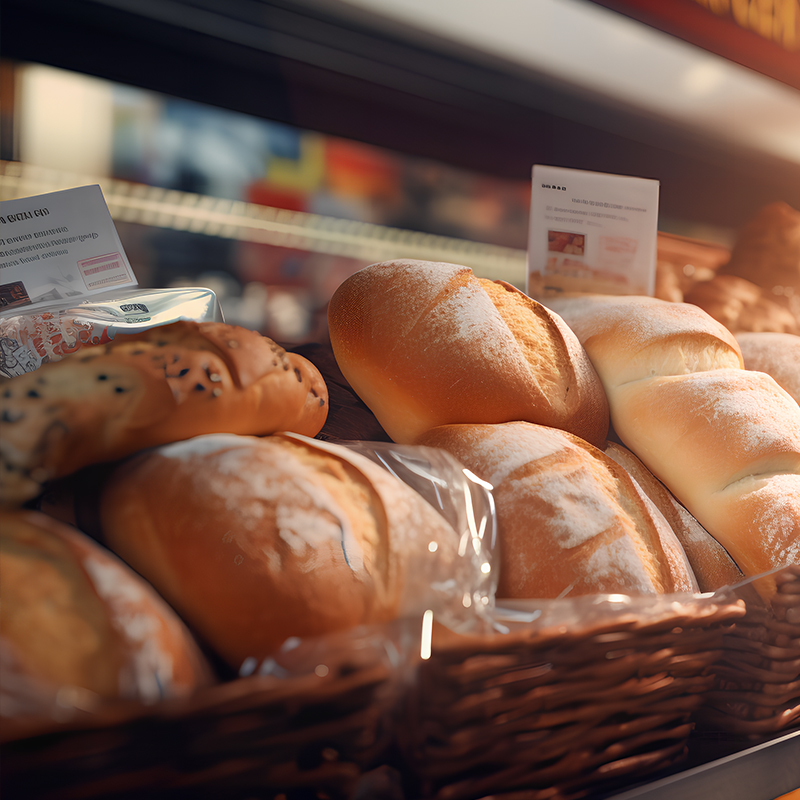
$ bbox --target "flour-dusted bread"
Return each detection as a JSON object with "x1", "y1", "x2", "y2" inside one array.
[
  {"x1": 417, "y1": 421, "x2": 698, "y2": 600},
  {"x1": 547, "y1": 294, "x2": 800, "y2": 600},
  {"x1": 96, "y1": 432, "x2": 475, "y2": 669},
  {"x1": 327, "y1": 260, "x2": 609, "y2": 448},
  {"x1": 736, "y1": 331, "x2": 800, "y2": 406},
  {"x1": 0, "y1": 321, "x2": 328, "y2": 506},
  {"x1": 0, "y1": 510, "x2": 214, "y2": 718},
  {"x1": 604, "y1": 442, "x2": 744, "y2": 593}
]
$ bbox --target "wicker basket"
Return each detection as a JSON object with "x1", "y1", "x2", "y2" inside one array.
[
  {"x1": 398, "y1": 593, "x2": 745, "y2": 800},
  {"x1": 0, "y1": 625, "x2": 404, "y2": 800},
  {"x1": 1, "y1": 592, "x2": 747, "y2": 800},
  {"x1": 698, "y1": 565, "x2": 800, "y2": 737}
]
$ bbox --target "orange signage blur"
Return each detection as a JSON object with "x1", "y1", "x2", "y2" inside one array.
[{"x1": 589, "y1": 0, "x2": 800, "y2": 90}]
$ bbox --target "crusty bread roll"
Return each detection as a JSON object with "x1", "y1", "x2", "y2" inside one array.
[
  {"x1": 719, "y1": 201, "x2": 800, "y2": 297},
  {"x1": 0, "y1": 320, "x2": 328, "y2": 507},
  {"x1": 290, "y1": 342, "x2": 391, "y2": 442},
  {"x1": 736, "y1": 331, "x2": 800, "y2": 406},
  {"x1": 96, "y1": 432, "x2": 471, "y2": 668},
  {"x1": 416, "y1": 421, "x2": 698, "y2": 599},
  {"x1": 546, "y1": 294, "x2": 800, "y2": 600},
  {"x1": 604, "y1": 442, "x2": 743, "y2": 592},
  {"x1": 653, "y1": 231, "x2": 728, "y2": 304},
  {"x1": 0, "y1": 509, "x2": 214, "y2": 718},
  {"x1": 683, "y1": 274, "x2": 799, "y2": 335},
  {"x1": 327, "y1": 260, "x2": 609, "y2": 448}
]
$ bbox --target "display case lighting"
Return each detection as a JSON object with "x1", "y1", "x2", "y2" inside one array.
[{"x1": 0, "y1": 160, "x2": 527, "y2": 285}]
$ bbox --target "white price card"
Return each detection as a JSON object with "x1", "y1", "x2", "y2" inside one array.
[
  {"x1": 0, "y1": 184, "x2": 137, "y2": 312},
  {"x1": 527, "y1": 165, "x2": 659, "y2": 299}
]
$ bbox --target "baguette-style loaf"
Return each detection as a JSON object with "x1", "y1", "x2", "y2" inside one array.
[
  {"x1": 546, "y1": 294, "x2": 800, "y2": 600},
  {"x1": 736, "y1": 331, "x2": 800, "y2": 406},
  {"x1": 97, "y1": 432, "x2": 469, "y2": 668},
  {"x1": 0, "y1": 321, "x2": 328, "y2": 507},
  {"x1": 416, "y1": 421, "x2": 697, "y2": 599},
  {"x1": 0, "y1": 509, "x2": 213, "y2": 717},
  {"x1": 327, "y1": 260, "x2": 609, "y2": 447}
]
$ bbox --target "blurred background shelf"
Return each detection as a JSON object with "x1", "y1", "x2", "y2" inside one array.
[{"x1": 1, "y1": 0, "x2": 798, "y2": 338}]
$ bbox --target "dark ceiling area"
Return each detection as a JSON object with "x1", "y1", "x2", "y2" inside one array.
[{"x1": 3, "y1": 0, "x2": 800, "y2": 232}]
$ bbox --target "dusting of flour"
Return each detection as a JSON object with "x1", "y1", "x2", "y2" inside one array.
[{"x1": 161, "y1": 436, "x2": 365, "y2": 575}]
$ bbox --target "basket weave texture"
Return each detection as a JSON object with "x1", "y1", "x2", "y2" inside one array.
[
  {"x1": 6, "y1": 582, "x2": 797, "y2": 800},
  {"x1": 398, "y1": 593, "x2": 744, "y2": 800},
  {"x1": 699, "y1": 565, "x2": 800, "y2": 736},
  {"x1": 0, "y1": 630, "x2": 400, "y2": 800}
]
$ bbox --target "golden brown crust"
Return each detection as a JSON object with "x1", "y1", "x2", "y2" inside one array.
[
  {"x1": 327, "y1": 260, "x2": 609, "y2": 448},
  {"x1": 0, "y1": 321, "x2": 329, "y2": 506},
  {"x1": 0, "y1": 509, "x2": 213, "y2": 711},
  {"x1": 487, "y1": 280, "x2": 610, "y2": 447},
  {"x1": 604, "y1": 442, "x2": 743, "y2": 592},
  {"x1": 97, "y1": 432, "x2": 464, "y2": 668},
  {"x1": 417, "y1": 421, "x2": 698, "y2": 600},
  {"x1": 684, "y1": 274, "x2": 800, "y2": 335}
]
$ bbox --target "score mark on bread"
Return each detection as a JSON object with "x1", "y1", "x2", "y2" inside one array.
[
  {"x1": 0, "y1": 321, "x2": 329, "y2": 507},
  {"x1": 416, "y1": 421, "x2": 699, "y2": 599},
  {"x1": 96, "y1": 432, "x2": 468, "y2": 668},
  {"x1": 327, "y1": 260, "x2": 609, "y2": 448}
]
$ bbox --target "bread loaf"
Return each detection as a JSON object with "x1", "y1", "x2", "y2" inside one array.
[
  {"x1": 290, "y1": 342, "x2": 391, "y2": 442},
  {"x1": 0, "y1": 510, "x2": 213, "y2": 718},
  {"x1": 719, "y1": 201, "x2": 800, "y2": 299},
  {"x1": 96, "y1": 432, "x2": 471, "y2": 668},
  {"x1": 327, "y1": 260, "x2": 609, "y2": 448},
  {"x1": 546, "y1": 294, "x2": 800, "y2": 600},
  {"x1": 603, "y1": 442, "x2": 743, "y2": 592},
  {"x1": 736, "y1": 331, "x2": 800, "y2": 406},
  {"x1": 0, "y1": 320, "x2": 328, "y2": 507},
  {"x1": 683, "y1": 274, "x2": 799, "y2": 335},
  {"x1": 416, "y1": 421, "x2": 698, "y2": 599}
]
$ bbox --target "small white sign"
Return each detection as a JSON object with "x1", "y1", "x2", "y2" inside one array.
[
  {"x1": 0, "y1": 184, "x2": 137, "y2": 312},
  {"x1": 527, "y1": 165, "x2": 659, "y2": 299}
]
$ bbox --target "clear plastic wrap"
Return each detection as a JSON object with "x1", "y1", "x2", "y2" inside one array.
[
  {"x1": 341, "y1": 439, "x2": 499, "y2": 631},
  {"x1": 0, "y1": 286, "x2": 222, "y2": 377},
  {"x1": 271, "y1": 435, "x2": 499, "y2": 642}
]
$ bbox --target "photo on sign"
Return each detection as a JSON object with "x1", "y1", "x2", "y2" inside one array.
[
  {"x1": 0, "y1": 281, "x2": 32, "y2": 310},
  {"x1": 547, "y1": 230, "x2": 585, "y2": 256}
]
